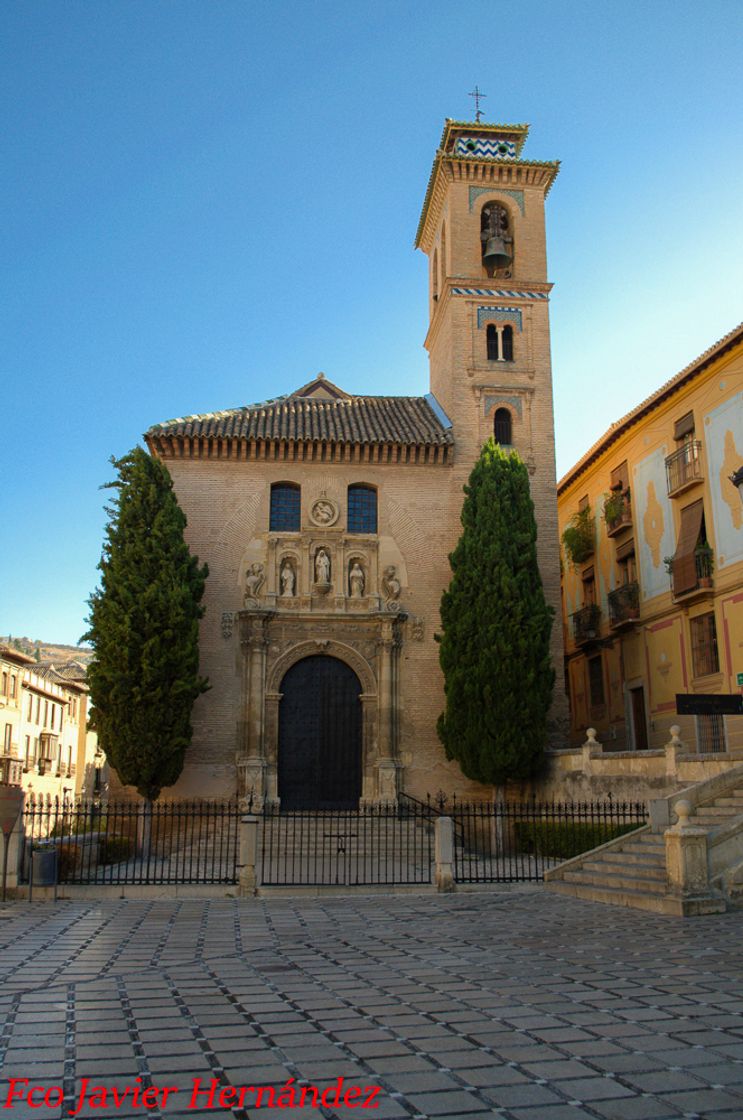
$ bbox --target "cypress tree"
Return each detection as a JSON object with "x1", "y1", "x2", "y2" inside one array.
[
  {"x1": 83, "y1": 447, "x2": 209, "y2": 802},
  {"x1": 437, "y1": 440, "x2": 554, "y2": 785}
]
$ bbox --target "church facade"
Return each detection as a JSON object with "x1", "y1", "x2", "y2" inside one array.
[{"x1": 145, "y1": 119, "x2": 567, "y2": 807}]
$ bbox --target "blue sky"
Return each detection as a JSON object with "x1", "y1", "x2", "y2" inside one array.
[{"x1": 3, "y1": 0, "x2": 742, "y2": 646}]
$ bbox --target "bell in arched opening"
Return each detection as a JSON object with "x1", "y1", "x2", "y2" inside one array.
[{"x1": 480, "y1": 203, "x2": 513, "y2": 274}]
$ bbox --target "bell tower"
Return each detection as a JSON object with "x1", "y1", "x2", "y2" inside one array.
[{"x1": 416, "y1": 117, "x2": 568, "y2": 734}]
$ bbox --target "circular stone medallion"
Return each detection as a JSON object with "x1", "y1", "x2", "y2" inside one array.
[{"x1": 309, "y1": 497, "x2": 339, "y2": 527}]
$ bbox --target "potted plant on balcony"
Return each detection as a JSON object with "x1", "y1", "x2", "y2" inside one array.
[
  {"x1": 561, "y1": 505, "x2": 595, "y2": 567},
  {"x1": 602, "y1": 488, "x2": 630, "y2": 531},
  {"x1": 695, "y1": 542, "x2": 714, "y2": 586}
]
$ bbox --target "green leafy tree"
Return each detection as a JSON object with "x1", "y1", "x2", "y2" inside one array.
[
  {"x1": 437, "y1": 440, "x2": 554, "y2": 785},
  {"x1": 83, "y1": 447, "x2": 209, "y2": 802}
]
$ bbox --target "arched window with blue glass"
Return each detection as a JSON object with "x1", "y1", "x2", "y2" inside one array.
[
  {"x1": 347, "y1": 484, "x2": 378, "y2": 534},
  {"x1": 270, "y1": 483, "x2": 301, "y2": 531}
]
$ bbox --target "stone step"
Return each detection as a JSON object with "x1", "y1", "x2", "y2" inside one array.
[
  {"x1": 547, "y1": 879, "x2": 726, "y2": 916},
  {"x1": 581, "y1": 858, "x2": 666, "y2": 882},
  {"x1": 563, "y1": 868, "x2": 666, "y2": 893},
  {"x1": 711, "y1": 797, "x2": 743, "y2": 808},
  {"x1": 691, "y1": 806, "x2": 742, "y2": 824},
  {"x1": 600, "y1": 849, "x2": 665, "y2": 868},
  {"x1": 634, "y1": 832, "x2": 665, "y2": 844}
]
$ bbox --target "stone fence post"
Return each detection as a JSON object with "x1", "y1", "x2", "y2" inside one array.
[
  {"x1": 581, "y1": 728, "x2": 602, "y2": 774},
  {"x1": 238, "y1": 814, "x2": 259, "y2": 897},
  {"x1": 664, "y1": 725, "x2": 685, "y2": 778},
  {"x1": 664, "y1": 800, "x2": 710, "y2": 896},
  {"x1": 434, "y1": 816, "x2": 455, "y2": 892}
]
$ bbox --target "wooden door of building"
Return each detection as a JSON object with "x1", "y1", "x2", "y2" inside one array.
[
  {"x1": 278, "y1": 656, "x2": 362, "y2": 810},
  {"x1": 630, "y1": 686, "x2": 649, "y2": 751}
]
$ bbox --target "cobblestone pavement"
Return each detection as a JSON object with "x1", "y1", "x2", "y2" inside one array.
[{"x1": 1, "y1": 889, "x2": 743, "y2": 1120}]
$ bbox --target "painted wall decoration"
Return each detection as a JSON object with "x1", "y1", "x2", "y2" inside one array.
[
  {"x1": 468, "y1": 186, "x2": 525, "y2": 215},
  {"x1": 705, "y1": 391, "x2": 743, "y2": 569},
  {"x1": 476, "y1": 306, "x2": 523, "y2": 331},
  {"x1": 633, "y1": 449, "x2": 676, "y2": 600},
  {"x1": 457, "y1": 137, "x2": 517, "y2": 159}
]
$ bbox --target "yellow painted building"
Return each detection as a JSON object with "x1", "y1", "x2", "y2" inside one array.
[
  {"x1": 558, "y1": 323, "x2": 743, "y2": 755},
  {"x1": 0, "y1": 647, "x2": 104, "y2": 799}
]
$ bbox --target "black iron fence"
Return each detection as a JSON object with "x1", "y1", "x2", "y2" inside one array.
[
  {"x1": 21, "y1": 796, "x2": 240, "y2": 885},
  {"x1": 445, "y1": 795, "x2": 647, "y2": 883},
  {"x1": 19, "y1": 793, "x2": 648, "y2": 889},
  {"x1": 259, "y1": 802, "x2": 434, "y2": 886}
]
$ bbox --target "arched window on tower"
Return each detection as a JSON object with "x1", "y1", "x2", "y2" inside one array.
[
  {"x1": 347, "y1": 485, "x2": 377, "y2": 534},
  {"x1": 432, "y1": 249, "x2": 439, "y2": 301},
  {"x1": 494, "y1": 408, "x2": 512, "y2": 446},
  {"x1": 486, "y1": 324, "x2": 498, "y2": 361},
  {"x1": 270, "y1": 483, "x2": 301, "y2": 531},
  {"x1": 502, "y1": 325, "x2": 514, "y2": 362}
]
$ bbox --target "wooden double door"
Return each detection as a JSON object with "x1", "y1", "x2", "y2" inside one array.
[{"x1": 278, "y1": 655, "x2": 362, "y2": 810}]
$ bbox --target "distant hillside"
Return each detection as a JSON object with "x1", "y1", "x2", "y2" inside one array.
[{"x1": 0, "y1": 635, "x2": 93, "y2": 665}]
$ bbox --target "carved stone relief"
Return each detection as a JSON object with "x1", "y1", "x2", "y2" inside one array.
[
  {"x1": 309, "y1": 495, "x2": 339, "y2": 527},
  {"x1": 221, "y1": 612, "x2": 234, "y2": 639},
  {"x1": 381, "y1": 565, "x2": 402, "y2": 611},
  {"x1": 244, "y1": 563, "x2": 265, "y2": 605}
]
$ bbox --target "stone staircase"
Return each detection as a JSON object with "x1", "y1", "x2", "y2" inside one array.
[{"x1": 545, "y1": 768, "x2": 743, "y2": 916}]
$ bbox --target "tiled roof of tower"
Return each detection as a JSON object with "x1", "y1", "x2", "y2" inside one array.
[
  {"x1": 147, "y1": 394, "x2": 454, "y2": 449},
  {"x1": 415, "y1": 118, "x2": 560, "y2": 248}
]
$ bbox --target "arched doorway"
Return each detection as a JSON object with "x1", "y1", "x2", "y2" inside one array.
[{"x1": 278, "y1": 655, "x2": 362, "y2": 810}]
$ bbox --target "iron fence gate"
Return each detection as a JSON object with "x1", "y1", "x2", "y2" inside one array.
[
  {"x1": 259, "y1": 803, "x2": 434, "y2": 886},
  {"x1": 22, "y1": 796, "x2": 240, "y2": 885}
]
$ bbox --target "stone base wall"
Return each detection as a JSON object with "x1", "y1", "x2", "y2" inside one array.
[{"x1": 532, "y1": 726, "x2": 743, "y2": 805}]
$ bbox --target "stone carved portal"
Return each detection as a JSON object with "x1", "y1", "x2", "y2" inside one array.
[{"x1": 237, "y1": 609, "x2": 404, "y2": 808}]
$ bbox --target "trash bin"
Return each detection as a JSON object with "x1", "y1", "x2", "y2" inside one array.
[{"x1": 30, "y1": 845, "x2": 58, "y2": 886}]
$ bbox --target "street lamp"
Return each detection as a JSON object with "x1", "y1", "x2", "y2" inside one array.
[{"x1": 730, "y1": 466, "x2": 743, "y2": 505}]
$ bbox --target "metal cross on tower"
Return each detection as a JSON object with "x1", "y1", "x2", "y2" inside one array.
[{"x1": 468, "y1": 86, "x2": 486, "y2": 123}]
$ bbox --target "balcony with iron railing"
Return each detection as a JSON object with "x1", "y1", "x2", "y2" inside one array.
[
  {"x1": 571, "y1": 603, "x2": 602, "y2": 644},
  {"x1": 665, "y1": 441, "x2": 703, "y2": 496},
  {"x1": 608, "y1": 581, "x2": 640, "y2": 628},
  {"x1": 668, "y1": 546, "x2": 714, "y2": 601}
]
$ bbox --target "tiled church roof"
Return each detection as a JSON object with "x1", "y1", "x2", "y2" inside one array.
[{"x1": 147, "y1": 395, "x2": 453, "y2": 450}]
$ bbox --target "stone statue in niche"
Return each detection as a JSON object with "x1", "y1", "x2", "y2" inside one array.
[
  {"x1": 349, "y1": 561, "x2": 365, "y2": 598},
  {"x1": 314, "y1": 548, "x2": 331, "y2": 585},
  {"x1": 280, "y1": 560, "x2": 296, "y2": 598},
  {"x1": 381, "y1": 565, "x2": 401, "y2": 606},
  {"x1": 244, "y1": 563, "x2": 265, "y2": 604}
]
